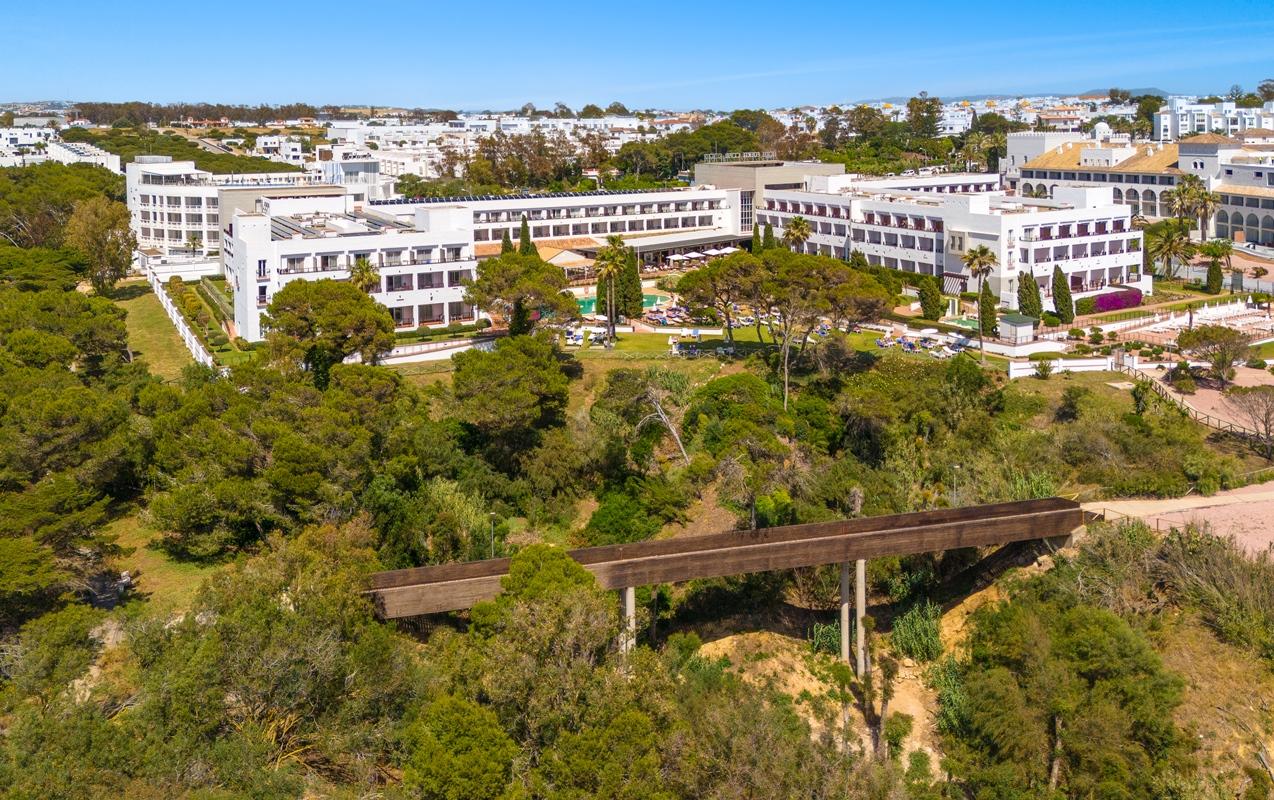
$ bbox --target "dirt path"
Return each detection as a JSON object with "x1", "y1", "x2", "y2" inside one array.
[{"x1": 1084, "y1": 480, "x2": 1274, "y2": 552}]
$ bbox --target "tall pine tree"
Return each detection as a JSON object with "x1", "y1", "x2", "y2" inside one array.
[
  {"x1": 751, "y1": 223, "x2": 762, "y2": 254},
  {"x1": 1017, "y1": 271, "x2": 1043, "y2": 319},
  {"x1": 762, "y1": 223, "x2": 775, "y2": 251},
  {"x1": 1051, "y1": 265, "x2": 1074, "y2": 323},
  {"x1": 500, "y1": 229, "x2": 514, "y2": 254},
  {"x1": 518, "y1": 216, "x2": 536, "y2": 256}
]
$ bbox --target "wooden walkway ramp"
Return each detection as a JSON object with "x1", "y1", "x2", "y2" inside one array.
[{"x1": 368, "y1": 497, "x2": 1083, "y2": 619}]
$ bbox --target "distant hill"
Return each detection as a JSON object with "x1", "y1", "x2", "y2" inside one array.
[{"x1": 852, "y1": 87, "x2": 1177, "y2": 105}]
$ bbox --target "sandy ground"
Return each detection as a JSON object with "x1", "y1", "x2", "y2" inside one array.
[
  {"x1": 1085, "y1": 481, "x2": 1274, "y2": 553},
  {"x1": 1174, "y1": 365, "x2": 1274, "y2": 426}
]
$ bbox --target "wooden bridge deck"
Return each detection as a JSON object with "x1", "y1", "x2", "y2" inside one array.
[{"x1": 367, "y1": 497, "x2": 1083, "y2": 618}]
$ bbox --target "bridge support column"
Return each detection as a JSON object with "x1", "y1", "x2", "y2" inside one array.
[
  {"x1": 839, "y1": 563, "x2": 851, "y2": 664},
  {"x1": 855, "y1": 558, "x2": 867, "y2": 676},
  {"x1": 621, "y1": 586, "x2": 636, "y2": 655}
]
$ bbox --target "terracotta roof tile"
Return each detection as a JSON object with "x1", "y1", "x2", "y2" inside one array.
[{"x1": 1022, "y1": 142, "x2": 1181, "y2": 175}]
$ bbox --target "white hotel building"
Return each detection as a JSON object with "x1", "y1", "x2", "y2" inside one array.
[
  {"x1": 756, "y1": 174, "x2": 1145, "y2": 311},
  {"x1": 126, "y1": 156, "x2": 326, "y2": 257},
  {"x1": 370, "y1": 185, "x2": 744, "y2": 264},
  {"x1": 224, "y1": 193, "x2": 476, "y2": 341}
]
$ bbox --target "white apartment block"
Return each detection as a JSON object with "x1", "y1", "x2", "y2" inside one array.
[
  {"x1": 126, "y1": 156, "x2": 329, "y2": 256},
  {"x1": 0, "y1": 127, "x2": 57, "y2": 148},
  {"x1": 314, "y1": 146, "x2": 396, "y2": 201},
  {"x1": 757, "y1": 179, "x2": 1145, "y2": 312},
  {"x1": 225, "y1": 193, "x2": 477, "y2": 342},
  {"x1": 371, "y1": 185, "x2": 743, "y2": 264},
  {"x1": 1153, "y1": 98, "x2": 1274, "y2": 142},
  {"x1": 253, "y1": 135, "x2": 305, "y2": 165},
  {"x1": 0, "y1": 129, "x2": 121, "y2": 172}
]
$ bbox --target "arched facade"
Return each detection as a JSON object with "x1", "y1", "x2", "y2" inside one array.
[{"x1": 1141, "y1": 189, "x2": 1158, "y2": 217}]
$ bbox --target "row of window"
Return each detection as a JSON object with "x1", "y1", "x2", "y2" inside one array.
[
  {"x1": 1020, "y1": 169, "x2": 1175, "y2": 186},
  {"x1": 139, "y1": 212, "x2": 220, "y2": 225},
  {"x1": 472, "y1": 200, "x2": 720, "y2": 223},
  {"x1": 388, "y1": 302, "x2": 476, "y2": 328},
  {"x1": 140, "y1": 228, "x2": 221, "y2": 242},
  {"x1": 473, "y1": 215, "x2": 715, "y2": 241},
  {"x1": 274, "y1": 248, "x2": 468, "y2": 275},
  {"x1": 136, "y1": 194, "x2": 219, "y2": 208}
]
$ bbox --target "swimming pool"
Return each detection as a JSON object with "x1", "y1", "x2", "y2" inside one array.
[{"x1": 578, "y1": 294, "x2": 665, "y2": 315}]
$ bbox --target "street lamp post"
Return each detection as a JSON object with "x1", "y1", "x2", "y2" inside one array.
[{"x1": 488, "y1": 513, "x2": 496, "y2": 559}]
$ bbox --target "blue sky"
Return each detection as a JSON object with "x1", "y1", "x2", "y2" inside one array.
[{"x1": 4, "y1": 0, "x2": 1274, "y2": 110}]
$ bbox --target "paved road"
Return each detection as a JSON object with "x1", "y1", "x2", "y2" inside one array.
[{"x1": 1084, "y1": 481, "x2": 1274, "y2": 552}]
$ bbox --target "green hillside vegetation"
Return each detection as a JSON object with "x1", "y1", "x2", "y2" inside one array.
[{"x1": 2, "y1": 159, "x2": 1274, "y2": 798}]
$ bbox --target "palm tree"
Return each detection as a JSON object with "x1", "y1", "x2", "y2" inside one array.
[
  {"x1": 782, "y1": 216, "x2": 811, "y2": 253},
  {"x1": 185, "y1": 232, "x2": 202, "y2": 256},
  {"x1": 1162, "y1": 187, "x2": 1194, "y2": 225},
  {"x1": 1145, "y1": 220, "x2": 1196, "y2": 280},
  {"x1": 961, "y1": 244, "x2": 999, "y2": 364},
  {"x1": 593, "y1": 234, "x2": 628, "y2": 343},
  {"x1": 349, "y1": 255, "x2": 381, "y2": 294},
  {"x1": 960, "y1": 132, "x2": 989, "y2": 170},
  {"x1": 1192, "y1": 188, "x2": 1222, "y2": 240}
]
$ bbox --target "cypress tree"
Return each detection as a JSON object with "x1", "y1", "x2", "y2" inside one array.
[
  {"x1": 518, "y1": 216, "x2": 536, "y2": 256},
  {"x1": 1205, "y1": 259, "x2": 1223, "y2": 294},
  {"x1": 619, "y1": 247, "x2": 643, "y2": 318},
  {"x1": 1051, "y1": 265, "x2": 1074, "y2": 324},
  {"x1": 1017, "y1": 271, "x2": 1043, "y2": 319},
  {"x1": 500, "y1": 229, "x2": 514, "y2": 254},
  {"x1": 978, "y1": 279, "x2": 998, "y2": 337},
  {"x1": 762, "y1": 223, "x2": 775, "y2": 251},
  {"x1": 919, "y1": 276, "x2": 943, "y2": 320},
  {"x1": 751, "y1": 223, "x2": 762, "y2": 253}
]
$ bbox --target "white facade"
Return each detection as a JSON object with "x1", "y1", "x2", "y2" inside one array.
[
  {"x1": 1153, "y1": 98, "x2": 1274, "y2": 142},
  {"x1": 757, "y1": 181, "x2": 1145, "y2": 311},
  {"x1": 254, "y1": 135, "x2": 305, "y2": 165},
  {"x1": 372, "y1": 185, "x2": 742, "y2": 255},
  {"x1": 0, "y1": 130, "x2": 121, "y2": 172},
  {"x1": 314, "y1": 146, "x2": 396, "y2": 201},
  {"x1": 126, "y1": 157, "x2": 326, "y2": 256},
  {"x1": 226, "y1": 194, "x2": 477, "y2": 341},
  {"x1": 1002, "y1": 131, "x2": 1086, "y2": 185}
]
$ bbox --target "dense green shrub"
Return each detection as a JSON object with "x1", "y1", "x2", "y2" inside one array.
[{"x1": 892, "y1": 600, "x2": 942, "y2": 662}]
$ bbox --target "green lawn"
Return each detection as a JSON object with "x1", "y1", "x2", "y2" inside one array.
[
  {"x1": 113, "y1": 282, "x2": 193, "y2": 380},
  {"x1": 105, "y1": 514, "x2": 222, "y2": 616},
  {"x1": 1251, "y1": 341, "x2": 1274, "y2": 360}
]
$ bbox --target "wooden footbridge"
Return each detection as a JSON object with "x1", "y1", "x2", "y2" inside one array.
[{"x1": 368, "y1": 497, "x2": 1083, "y2": 671}]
